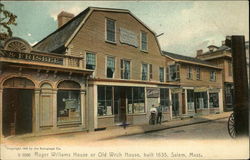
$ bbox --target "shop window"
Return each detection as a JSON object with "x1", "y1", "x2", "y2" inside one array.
[
  {"x1": 142, "y1": 63, "x2": 148, "y2": 80},
  {"x1": 160, "y1": 88, "x2": 170, "y2": 112},
  {"x1": 196, "y1": 67, "x2": 201, "y2": 80},
  {"x1": 167, "y1": 64, "x2": 180, "y2": 81},
  {"x1": 187, "y1": 66, "x2": 192, "y2": 79},
  {"x1": 57, "y1": 81, "x2": 81, "y2": 124},
  {"x1": 106, "y1": 18, "x2": 116, "y2": 43},
  {"x1": 195, "y1": 92, "x2": 208, "y2": 109},
  {"x1": 187, "y1": 89, "x2": 195, "y2": 110},
  {"x1": 86, "y1": 52, "x2": 96, "y2": 70},
  {"x1": 159, "y1": 67, "x2": 164, "y2": 82},
  {"x1": 209, "y1": 93, "x2": 219, "y2": 108},
  {"x1": 121, "y1": 59, "x2": 130, "y2": 79},
  {"x1": 98, "y1": 86, "x2": 113, "y2": 116},
  {"x1": 141, "y1": 31, "x2": 148, "y2": 51},
  {"x1": 210, "y1": 71, "x2": 216, "y2": 81},
  {"x1": 107, "y1": 56, "x2": 115, "y2": 78},
  {"x1": 127, "y1": 87, "x2": 145, "y2": 114}
]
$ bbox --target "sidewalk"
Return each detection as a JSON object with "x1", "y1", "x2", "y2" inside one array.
[{"x1": 2, "y1": 112, "x2": 232, "y2": 145}]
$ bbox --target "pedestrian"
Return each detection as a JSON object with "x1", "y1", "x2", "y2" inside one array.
[
  {"x1": 149, "y1": 104, "x2": 157, "y2": 125},
  {"x1": 156, "y1": 104, "x2": 163, "y2": 124}
]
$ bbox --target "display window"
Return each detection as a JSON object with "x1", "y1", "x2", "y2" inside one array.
[
  {"x1": 187, "y1": 89, "x2": 195, "y2": 110},
  {"x1": 160, "y1": 88, "x2": 170, "y2": 112},
  {"x1": 195, "y1": 92, "x2": 208, "y2": 109},
  {"x1": 57, "y1": 81, "x2": 81, "y2": 124},
  {"x1": 209, "y1": 93, "x2": 219, "y2": 108},
  {"x1": 98, "y1": 86, "x2": 113, "y2": 116}
]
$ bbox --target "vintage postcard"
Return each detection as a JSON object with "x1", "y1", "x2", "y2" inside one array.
[{"x1": 0, "y1": 1, "x2": 249, "y2": 160}]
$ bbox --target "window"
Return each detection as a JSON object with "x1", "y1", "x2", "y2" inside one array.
[
  {"x1": 160, "y1": 88, "x2": 170, "y2": 112},
  {"x1": 107, "y1": 57, "x2": 115, "y2": 78},
  {"x1": 187, "y1": 66, "x2": 192, "y2": 79},
  {"x1": 98, "y1": 86, "x2": 113, "y2": 116},
  {"x1": 210, "y1": 71, "x2": 216, "y2": 81},
  {"x1": 57, "y1": 81, "x2": 81, "y2": 124},
  {"x1": 159, "y1": 67, "x2": 164, "y2": 82},
  {"x1": 142, "y1": 63, "x2": 148, "y2": 80},
  {"x1": 228, "y1": 61, "x2": 233, "y2": 76},
  {"x1": 141, "y1": 31, "x2": 148, "y2": 51},
  {"x1": 195, "y1": 92, "x2": 208, "y2": 109},
  {"x1": 106, "y1": 18, "x2": 116, "y2": 42},
  {"x1": 187, "y1": 89, "x2": 195, "y2": 110},
  {"x1": 86, "y1": 52, "x2": 96, "y2": 70},
  {"x1": 225, "y1": 84, "x2": 233, "y2": 105},
  {"x1": 121, "y1": 59, "x2": 130, "y2": 79},
  {"x1": 196, "y1": 67, "x2": 201, "y2": 80},
  {"x1": 127, "y1": 87, "x2": 145, "y2": 114},
  {"x1": 209, "y1": 93, "x2": 219, "y2": 108},
  {"x1": 167, "y1": 64, "x2": 180, "y2": 81}
]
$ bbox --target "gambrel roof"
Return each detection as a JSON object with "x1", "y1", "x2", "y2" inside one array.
[{"x1": 33, "y1": 7, "x2": 162, "y2": 54}]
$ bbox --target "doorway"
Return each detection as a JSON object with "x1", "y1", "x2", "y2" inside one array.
[
  {"x1": 114, "y1": 87, "x2": 127, "y2": 123},
  {"x1": 2, "y1": 89, "x2": 33, "y2": 136},
  {"x1": 172, "y1": 93, "x2": 179, "y2": 117}
]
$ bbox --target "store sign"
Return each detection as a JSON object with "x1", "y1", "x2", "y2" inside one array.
[
  {"x1": 0, "y1": 50, "x2": 63, "y2": 65},
  {"x1": 209, "y1": 88, "x2": 220, "y2": 93},
  {"x1": 171, "y1": 88, "x2": 183, "y2": 93},
  {"x1": 194, "y1": 87, "x2": 207, "y2": 92},
  {"x1": 120, "y1": 28, "x2": 138, "y2": 47},
  {"x1": 147, "y1": 88, "x2": 160, "y2": 98}
]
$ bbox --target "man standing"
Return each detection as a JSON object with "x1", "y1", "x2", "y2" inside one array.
[{"x1": 156, "y1": 104, "x2": 163, "y2": 124}]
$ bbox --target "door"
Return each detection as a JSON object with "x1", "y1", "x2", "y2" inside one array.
[
  {"x1": 182, "y1": 92, "x2": 186, "y2": 114},
  {"x1": 3, "y1": 89, "x2": 33, "y2": 136},
  {"x1": 114, "y1": 87, "x2": 127, "y2": 123},
  {"x1": 172, "y1": 93, "x2": 179, "y2": 117}
]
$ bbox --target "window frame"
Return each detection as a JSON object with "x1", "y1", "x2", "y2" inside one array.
[
  {"x1": 141, "y1": 63, "x2": 149, "y2": 81},
  {"x1": 85, "y1": 52, "x2": 96, "y2": 70},
  {"x1": 159, "y1": 67, "x2": 165, "y2": 82},
  {"x1": 187, "y1": 65, "x2": 193, "y2": 79},
  {"x1": 210, "y1": 70, "x2": 217, "y2": 81},
  {"x1": 196, "y1": 67, "x2": 201, "y2": 80},
  {"x1": 105, "y1": 18, "x2": 116, "y2": 43},
  {"x1": 121, "y1": 59, "x2": 131, "y2": 80}
]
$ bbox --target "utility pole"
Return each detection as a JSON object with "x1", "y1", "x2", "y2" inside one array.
[{"x1": 226, "y1": 35, "x2": 249, "y2": 137}]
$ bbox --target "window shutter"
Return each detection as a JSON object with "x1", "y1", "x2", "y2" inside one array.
[
  {"x1": 166, "y1": 66, "x2": 169, "y2": 81},
  {"x1": 120, "y1": 60, "x2": 123, "y2": 79},
  {"x1": 149, "y1": 64, "x2": 153, "y2": 80},
  {"x1": 176, "y1": 64, "x2": 180, "y2": 80}
]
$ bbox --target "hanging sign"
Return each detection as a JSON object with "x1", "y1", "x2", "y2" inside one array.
[{"x1": 147, "y1": 88, "x2": 160, "y2": 98}]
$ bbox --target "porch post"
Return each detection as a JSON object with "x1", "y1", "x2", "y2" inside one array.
[
  {"x1": 34, "y1": 89, "x2": 40, "y2": 134},
  {"x1": 52, "y1": 89, "x2": 57, "y2": 129},
  {"x1": 80, "y1": 90, "x2": 86, "y2": 128},
  {"x1": 169, "y1": 89, "x2": 173, "y2": 120}
]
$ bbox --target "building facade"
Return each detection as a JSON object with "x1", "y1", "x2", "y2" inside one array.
[{"x1": 1, "y1": 7, "x2": 225, "y2": 137}]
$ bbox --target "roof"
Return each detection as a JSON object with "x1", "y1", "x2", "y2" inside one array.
[
  {"x1": 162, "y1": 51, "x2": 221, "y2": 69},
  {"x1": 33, "y1": 7, "x2": 161, "y2": 54},
  {"x1": 33, "y1": 7, "x2": 91, "y2": 53},
  {"x1": 202, "y1": 45, "x2": 231, "y2": 55}
]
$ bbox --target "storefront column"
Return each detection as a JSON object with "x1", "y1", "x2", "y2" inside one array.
[
  {"x1": 52, "y1": 90, "x2": 57, "y2": 129},
  {"x1": 207, "y1": 91, "x2": 210, "y2": 109},
  {"x1": 80, "y1": 90, "x2": 86, "y2": 128},
  {"x1": 34, "y1": 89, "x2": 40, "y2": 134},
  {"x1": 169, "y1": 89, "x2": 173, "y2": 120},
  {"x1": 0, "y1": 89, "x2": 3, "y2": 137},
  {"x1": 184, "y1": 89, "x2": 188, "y2": 115},
  {"x1": 219, "y1": 89, "x2": 223, "y2": 113}
]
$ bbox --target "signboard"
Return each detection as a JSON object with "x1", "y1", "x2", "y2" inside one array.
[
  {"x1": 119, "y1": 27, "x2": 138, "y2": 47},
  {"x1": 171, "y1": 88, "x2": 183, "y2": 93},
  {"x1": 209, "y1": 88, "x2": 220, "y2": 93},
  {"x1": 146, "y1": 88, "x2": 160, "y2": 98},
  {"x1": 0, "y1": 50, "x2": 63, "y2": 65},
  {"x1": 194, "y1": 87, "x2": 207, "y2": 92}
]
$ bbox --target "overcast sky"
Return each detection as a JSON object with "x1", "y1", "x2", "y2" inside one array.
[{"x1": 2, "y1": 1, "x2": 249, "y2": 56}]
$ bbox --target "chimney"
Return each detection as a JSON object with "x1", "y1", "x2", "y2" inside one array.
[
  {"x1": 222, "y1": 40, "x2": 225, "y2": 46},
  {"x1": 57, "y1": 11, "x2": 74, "y2": 28},
  {"x1": 196, "y1": 49, "x2": 203, "y2": 57}
]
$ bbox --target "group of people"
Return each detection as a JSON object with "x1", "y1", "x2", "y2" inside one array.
[{"x1": 149, "y1": 104, "x2": 163, "y2": 125}]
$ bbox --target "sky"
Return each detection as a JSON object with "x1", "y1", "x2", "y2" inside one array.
[{"x1": 1, "y1": 1, "x2": 249, "y2": 57}]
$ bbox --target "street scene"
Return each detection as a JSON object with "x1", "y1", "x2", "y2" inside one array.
[{"x1": 0, "y1": 1, "x2": 249, "y2": 160}]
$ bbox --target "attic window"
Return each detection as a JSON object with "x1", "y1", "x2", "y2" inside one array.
[{"x1": 106, "y1": 18, "x2": 116, "y2": 43}]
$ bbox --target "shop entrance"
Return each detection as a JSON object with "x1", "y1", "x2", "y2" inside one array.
[
  {"x1": 172, "y1": 93, "x2": 179, "y2": 117},
  {"x1": 114, "y1": 87, "x2": 127, "y2": 123},
  {"x1": 2, "y1": 89, "x2": 33, "y2": 137}
]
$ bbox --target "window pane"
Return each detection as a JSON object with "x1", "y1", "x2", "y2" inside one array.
[
  {"x1": 209, "y1": 93, "x2": 219, "y2": 108},
  {"x1": 107, "y1": 57, "x2": 115, "y2": 78},
  {"x1": 141, "y1": 32, "x2": 147, "y2": 51},
  {"x1": 106, "y1": 19, "x2": 115, "y2": 42},
  {"x1": 142, "y1": 64, "x2": 148, "y2": 80},
  {"x1": 86, "y1": 53, "x2": 96, "y2": 70}
]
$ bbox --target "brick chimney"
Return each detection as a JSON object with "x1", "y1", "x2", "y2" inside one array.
[
  {"x1": 57, "y1": 11, "x2": 74, "y2": 28},
  {"x1": 196, "y1": 49, "x2": 203, "y2": 57}
]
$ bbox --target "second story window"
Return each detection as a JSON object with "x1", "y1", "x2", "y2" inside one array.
[
  {"x1": 142, "y1": 63, "x2": 148, "y2": 80},
  {"x1": 86, "y1": 52, "x2": 96, "y2": 70},
  {"x1": 159, "y1": 67, "x2": 164, "y2": 82},
  {"x1": 141, "y1": 31, "x2": 148, "y2": 51},
  {"x1": 196, "y1": 67, "x2": 201, "y2": 80},
  {"x1": 107, "y1": 57, "x2": 115, "y2": 78},
  {"x1": 121, "y1": 59, "x2": 130, "y2": 79},
  {"x1": 210, "y1": 71, "x2": 216, "y2": 81},
  {"x1": 187, "y1": 66, "x2": 192, "y2": 79},
  {"x1": 106, "y1": 18, "x2": 116, "y2": 43},
  {"x1": 167, "y1": 64, "x2": 180, "y2": 81}
]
